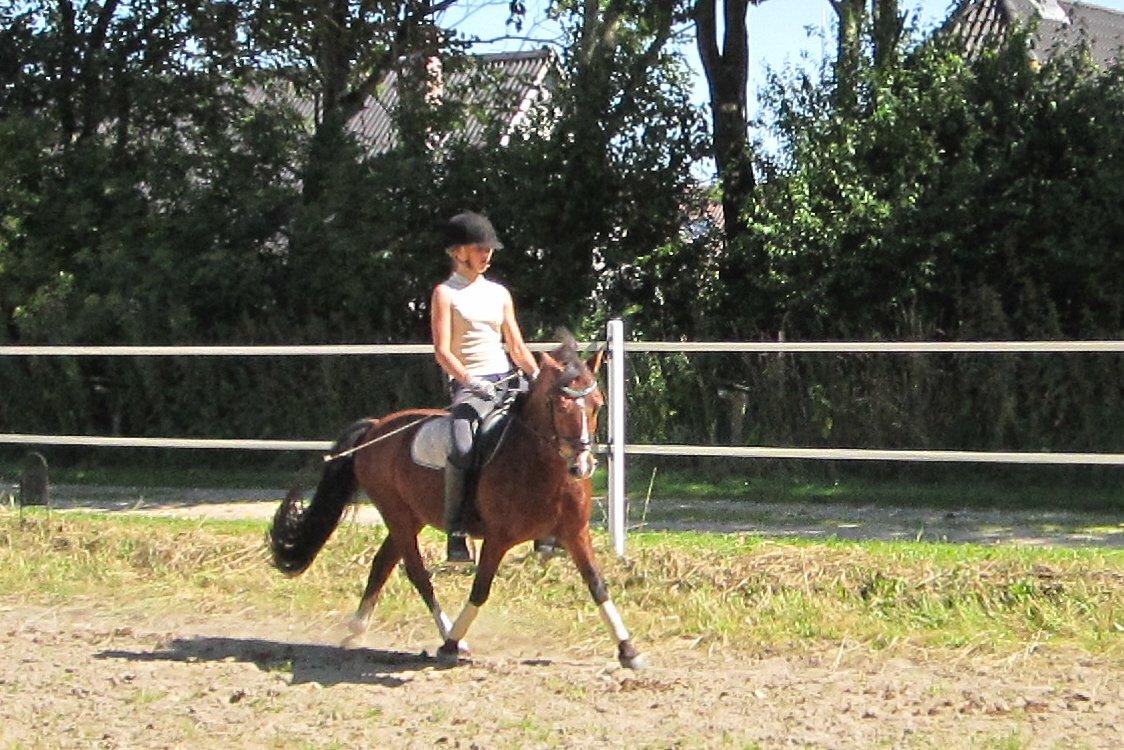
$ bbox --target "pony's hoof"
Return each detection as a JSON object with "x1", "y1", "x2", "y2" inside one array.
[
  {"x1": 620, "y1": 652, "x2": 649, "y2": 670},
  {"x1": 533, "y1": 538, "x2": 562, "y2": 559},
  {"x1": 436, "y1": 641, "x2": 462, "y2": 667},
  {"x1": 618, "y1": 640, "x2": 648, "y2": 670},
  {"x1": 341, "y1": 615, "x2": 368, "y2": 648}
]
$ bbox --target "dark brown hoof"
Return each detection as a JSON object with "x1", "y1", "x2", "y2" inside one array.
[{"x1": 436, "y1": 639, "x2": 462, "y2": 666}]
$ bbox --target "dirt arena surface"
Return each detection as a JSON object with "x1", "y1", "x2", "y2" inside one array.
[
  {"x1": 4, "y1": 489, "x2": 1121, "y2": 748},
  {"x1": 0, "y1": 601, "x2": 1119, "y2": 749}
]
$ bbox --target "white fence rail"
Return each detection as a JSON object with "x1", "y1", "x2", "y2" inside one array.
[
  {"x1": 0, "y1": 343, "x2": 576, "y2": 356},
  {"x1": 618, "y1": 444, "x2": 1124, "y2": 465},
  {"x1": 0, "y1": 434, "x2": 330, "y2": 451},
  {"x1": 599, "y1": 323, "x2": 1124, "y2": 555},
  {"x1": 618, "y1": 341, "x2": 1124, "y2": 353},
  {"x1": 3, "y1": 322, "x2": 1122, "y2": 556}
]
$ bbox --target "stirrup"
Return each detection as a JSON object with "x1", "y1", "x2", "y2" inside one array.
[{"x1": 447, "y1": 532, "x2": 474, "y2": 563}]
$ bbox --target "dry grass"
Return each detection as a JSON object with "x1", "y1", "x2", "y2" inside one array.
[{"x1": 1, "y1": 509, "x2": 1121, "y2": 661}]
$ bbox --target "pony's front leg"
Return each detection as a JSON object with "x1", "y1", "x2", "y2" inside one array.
[
  {"x1": 437, "y1": 538, "x2": 510, "y2": 665},
  {"x1": 565, "y1": 530, "x2": 647, "y2": 670}
]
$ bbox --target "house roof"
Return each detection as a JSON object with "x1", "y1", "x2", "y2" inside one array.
[
  {"x1": 250, "y1": 49, "x2": 557, "y2": 155},
  {"x1": 952, "y1": 0, "x2": 1124, "y2": 67}
]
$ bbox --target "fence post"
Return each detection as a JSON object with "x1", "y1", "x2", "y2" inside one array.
[{"x1": 606, "y1": 318, "x2": 627, "y2": 557}]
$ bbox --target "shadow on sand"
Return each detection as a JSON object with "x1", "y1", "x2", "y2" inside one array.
[{"x1": 96, "y1": 636, "x2": 435, "y2": 688}]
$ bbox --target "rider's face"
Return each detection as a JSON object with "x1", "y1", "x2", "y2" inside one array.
[{"x1": 455, "y1": 244, "x2": 494, "y2": 275}]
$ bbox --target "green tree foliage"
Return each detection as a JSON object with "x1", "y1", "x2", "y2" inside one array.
[
  {"x1": 1, "y1": 1, "x2": 1119, "y2": 469},
  {"x1": 740, "y1": 29, "x2": 1123, "y2": 340},
  {"x1": 508, "y1": 0, "x2": 705, "y2": 328},
  {"x1": 0, "y1": 1, "x2": 704, "y2": 445},
  {"x1": 659, "y1": 23, "x2": 1124, "y2": 457}
]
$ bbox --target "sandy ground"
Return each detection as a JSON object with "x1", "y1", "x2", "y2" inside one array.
[
  {"x1": 3, "y1": 486, "x2": 1121, "y2": 748},
  {"x1": 1, "y1": 603, "x2": 1120, "y2": 750}
]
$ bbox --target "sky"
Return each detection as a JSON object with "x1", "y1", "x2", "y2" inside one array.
[{"x1": 442, "y1": 0, "x2": 1124, "y2": 108}]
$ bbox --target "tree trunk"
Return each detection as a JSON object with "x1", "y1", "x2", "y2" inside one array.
[
  {"x1": 77, "y1": 0, "x2": 121, "y2": 140},
  {"x1": 831, "y1": 0, "x2": 865, "y2": 115},
  {"x1": 54, "y1": 0, "x2": 79, "y2": 142},
  {"x1": 872, "y1": 0, "x2": 905, "y2": 70},
  {"x1": 301, "y1": 3, "x2": 440, "y2": 201},
  {"x1": 694, "y1": 0, "x2": 755, "y2": 244}
]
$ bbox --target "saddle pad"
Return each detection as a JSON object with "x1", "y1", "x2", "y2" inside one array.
[{"x1": 410, "y1": 416, "x2": 452, "y2": 471}]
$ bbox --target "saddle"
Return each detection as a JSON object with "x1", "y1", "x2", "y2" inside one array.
[{"x1": 410, "y1": 388, "x2": 523, "y2": 473}]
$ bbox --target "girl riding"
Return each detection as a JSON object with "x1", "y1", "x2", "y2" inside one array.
[{"x1": 430, "y1": 211, "x2": 538, "y2": 562}]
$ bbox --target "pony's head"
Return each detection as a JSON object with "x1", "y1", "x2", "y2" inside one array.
[{"x1": 531, "y1": 329, "x2": 605, "y2": 479}]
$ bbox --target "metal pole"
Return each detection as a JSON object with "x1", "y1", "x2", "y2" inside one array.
[{"x1": 606, "y1": 318, "x2": 627, "y2": 557}]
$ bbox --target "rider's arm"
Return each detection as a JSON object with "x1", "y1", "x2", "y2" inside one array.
[
  {"x1": 431, "y1": 284, "x2": 472, "y2": 386},
  {"x1": 500, "y1": 290, "x2": 539, "y2": 379}
]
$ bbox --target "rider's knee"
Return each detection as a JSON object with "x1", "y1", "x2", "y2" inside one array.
[{"x1": 449, "y1": 410, "x2": 478, "y2": 469}]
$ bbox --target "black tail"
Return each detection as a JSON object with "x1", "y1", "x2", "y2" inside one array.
[{"x1": 269, "y1": 420, "x2": 371, "y2": 576}]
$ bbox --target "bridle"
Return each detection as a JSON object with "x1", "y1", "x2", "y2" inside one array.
[
  {"x1": 556, "y1": 381, "x2": 598, "y2": 457},
  {"x1": 516, "y1": 380, "x2": 599, "y2": 464}
]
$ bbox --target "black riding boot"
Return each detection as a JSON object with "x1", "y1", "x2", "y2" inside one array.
[
  {"x1": 444, "y1": 462, "x2": 473, "y2": 563},
  {"x1": 534, "y1": 537, "x2": 559, "y2": 557}
]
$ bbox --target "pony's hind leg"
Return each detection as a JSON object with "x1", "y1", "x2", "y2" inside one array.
[
  {"x1": 395, "y1": 530, "x2": 469, "y2": 654},
  {"x1": 564, "y1": 530, "x2": 647, "y2": 670},
  {"x1": 342, "y1": 535, "x2": 400, "y2": 647}
]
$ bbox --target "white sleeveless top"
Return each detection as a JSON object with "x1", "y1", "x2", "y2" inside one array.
[{"x1": 442, "y1": 272, "x2": 512, "y2": 376}]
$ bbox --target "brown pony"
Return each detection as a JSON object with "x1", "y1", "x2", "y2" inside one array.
[{"x1": 269, "y1": 335, "x2": 646, "y2": 669}]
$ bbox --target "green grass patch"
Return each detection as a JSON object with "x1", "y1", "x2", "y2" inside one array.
[{"x1": 2, "y1": 509, "x2": 1121, "y2": 661}]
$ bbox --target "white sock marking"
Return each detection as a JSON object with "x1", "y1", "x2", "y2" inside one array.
[
  {"x1": 598, "y1": 600, "x2": 630, "y2": 643},
  {"x1": 432, "y1": 606, "x2": 453, "y2": 640},
  {"x1": 448, "y1": 603, "x2": 480, "y2": 643}
]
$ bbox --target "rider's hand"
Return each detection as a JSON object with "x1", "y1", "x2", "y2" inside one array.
[{"x1": 465, "y1": 377, "x2": 496, "y2": 401}]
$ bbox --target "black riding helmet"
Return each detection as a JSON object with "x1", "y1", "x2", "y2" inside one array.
[{"x1": 444, "y1": 211, "x2": 503, "y2": 251}]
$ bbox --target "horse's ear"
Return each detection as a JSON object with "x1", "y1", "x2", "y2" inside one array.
[{"x1": 587, "y1": 348, "x2": 605, "y2": 376}]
